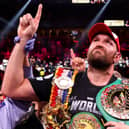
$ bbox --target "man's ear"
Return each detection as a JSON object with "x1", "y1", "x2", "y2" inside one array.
[{"x1": 113, "y1": 52, "x2": 121, "y2": 64}]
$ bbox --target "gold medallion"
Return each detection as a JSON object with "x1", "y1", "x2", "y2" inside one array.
[
  {"x1": 67, "y1": 112, "x2": 103, "y2": 129},
  {"x1": 55, "y1": 76, "x2": 74, "y2": 90}
]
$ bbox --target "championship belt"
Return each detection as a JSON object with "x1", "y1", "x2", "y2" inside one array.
[
  {"x1": 96, "y1": 78, "x2": 129, "y2": 125},
  {"x1": 40, "y1": 66, "x2": 78, "y2": 129},
  {"x1": 66, "y1": 112, "x2": 104, "y2": 129}
]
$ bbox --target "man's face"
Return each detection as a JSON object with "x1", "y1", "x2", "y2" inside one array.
[{"x1": 87, "y1": 34, "x2": 118, "y2": 70}]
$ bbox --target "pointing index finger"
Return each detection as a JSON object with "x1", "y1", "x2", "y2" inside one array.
[
  {"x1": 70, "y1": 49, "x2": 76, "y2": 59},
  {"x1": 34, "y1": 4, "x2": 43, "y2": 22}
]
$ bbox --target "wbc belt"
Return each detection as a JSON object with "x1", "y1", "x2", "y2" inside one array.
[
  {"x1": 66, "y1": 112, "x2": 104, "y2": 129},
  {"x1": 96, "y1": 78, "x2": 129, "y2": 126}
]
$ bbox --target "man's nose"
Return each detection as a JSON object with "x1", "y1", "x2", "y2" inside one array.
[{"x1": 96, "y1": 41, "x2": 105, "y2": 47}]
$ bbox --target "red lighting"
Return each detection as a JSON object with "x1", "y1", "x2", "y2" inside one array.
[{"x1": 90, "y1": 0, "x2": 107, "y2": 4}]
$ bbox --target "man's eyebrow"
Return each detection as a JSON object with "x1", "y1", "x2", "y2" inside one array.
[{"x1": 92, "y1": 35, "x2": 99, "y2": 39}]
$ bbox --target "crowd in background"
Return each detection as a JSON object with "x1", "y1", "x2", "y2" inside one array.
[
  {"x1": 0, "y1": 28, "x2": 129, "y2": 85},
  {"x1": 0, "y1": 27, "x2": 129, "y2": 129}
]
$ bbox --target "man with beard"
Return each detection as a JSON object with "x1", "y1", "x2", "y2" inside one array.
[{"x1": 1, "y1": 4, "x2": 129, "y2": 128}]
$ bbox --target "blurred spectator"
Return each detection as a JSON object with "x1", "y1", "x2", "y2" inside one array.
[{"x1": 29, "y1": 56, "x2": 36, "y2": 66}]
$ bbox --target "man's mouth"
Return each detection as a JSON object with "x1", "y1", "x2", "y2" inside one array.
[
  {"x1": 92, "y1": 49, "x2": 105, "y2": 56},
  {"x1": 93, "y1": 48, "x2": 103, "y2": 52}
]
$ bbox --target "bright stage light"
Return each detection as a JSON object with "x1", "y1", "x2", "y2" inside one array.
[
  {"x1": 104, "y1": 20, "x2": 125, "y2": 27},
  {"x1": 72, "y1": 0, "x2": 90, "y2": 3},
  {"x1": 90, "y1": 0, "x2": 108, "y2": 4},
  {"x1": 0, "y1": 0, "x2": 31, "y2": 40},
  {"x1": 72, "y1": 0, "x2": 109, "y2": 4}
]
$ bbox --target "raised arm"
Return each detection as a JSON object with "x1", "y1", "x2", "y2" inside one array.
[{"x1": 1, "y1": 4, "x2": 42, "y2": 101}]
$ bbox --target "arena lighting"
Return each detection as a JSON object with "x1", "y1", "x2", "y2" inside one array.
[
  {"x1": 0, "y1": 0, "x2": 31, "y2": 40},
  {"x1": 72, "y1": 0, "x2": 108, "y2": 4},
  {"x1": 72, "y1": 0, "x2": 111, "y2": 53},
  {"x1": 125, "y1": 20, "x2": 129, "y2": 27},
  {"x1": 0, "y1": 17, "x2": 8, "y2": 25},
  {"x1": 104, "y1": 20, "x2": 124, "y2": 27},
  {"x1": 72, "y1": 0, "x2": 90, "y2": 4},
  {"x1": 79, "y1": 0, "x2": 111, "y2": 42},
  {"x1": 90, "y1": 0, "x2": 108, "y2": 4}
]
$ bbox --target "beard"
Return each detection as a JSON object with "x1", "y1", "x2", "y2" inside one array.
[{"x1": 87, "y1": 50, "x2": 114, "y2": 70}]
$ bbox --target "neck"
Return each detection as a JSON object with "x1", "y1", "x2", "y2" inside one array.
[{"x1": 87, "y1": 65, "x2": 114, "y2": 86}]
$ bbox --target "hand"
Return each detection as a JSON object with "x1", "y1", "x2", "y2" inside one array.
[
  {"x1": 70, "y1": 49, "x2": 86, "y2": 71},
  {"x1": 17, "y1": 4, "x2": 42, "y2": 41},
  {"x1": 104, "y1": 121, "x2": 129, "y2": 129}
]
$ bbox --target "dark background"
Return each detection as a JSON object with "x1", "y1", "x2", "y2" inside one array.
[{"x1": 0, "y1": 0, "x2": 129, "y2": 29}]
